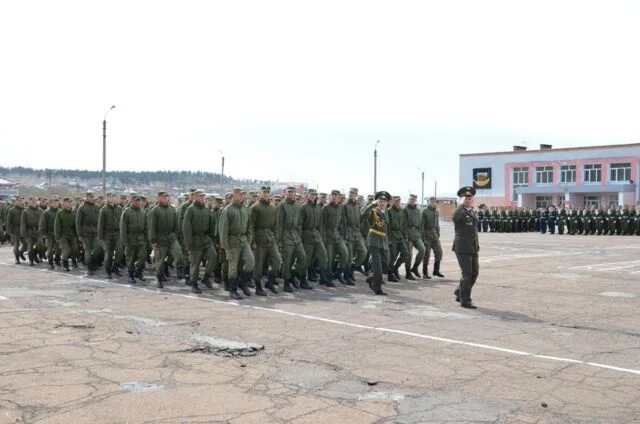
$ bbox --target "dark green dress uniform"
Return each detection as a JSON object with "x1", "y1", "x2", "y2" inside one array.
[
  {"x1": 119, "y1": 199, "x2": 147, "y2": 282},
  {"x1": 148, "y1": 197, "x2": 183, "y2": 287},
  {"x1": 20, "y1": 204, "x2": 43, "y2": 265},
  {"x1": 98, "y1": 201, "x2": 123, "y2": 277},
  {"x1": 250, "y1": 196, "x2": 282, "y2": 294},
  {"x1": 387, "y1": 201, "x2": 411, "y2": 281},
  {"x1": 421, "y1": 203, "x2": 443, "y2": 278},
  {"x1": 219, "y1": 195, "x2": 255, "y2": 298},
  {"x1": 76, "y1": 195, "x2": 102, "y2": 274},
  {"x1": 343, "y1": 192, "x2": 368, "y2": 282},
  {"x1": 54, "y1": 202, "x2": 79, "y2": 270},
  {"x1": 320, "y1": 193, "x2": 349, "y2": 284},
  {"x1": 452, "y1": 187, "x2": 480, "y2": 308},
  {"x1": 39, "y1": 203, "x2": 60, "y2": 268},
  {"x1": 364, "y1": 191, "x2": 391, "y2": 295},
  {"x1": 300, "y1": 192, "x2": 331, "y2": 286},
  {"x1": 183, "y1": 198, "x2": 217, "y2": 292},
  {"x1": 7, "y1": 202, "x2": 27, "y2": 263},
  {"x1": 277, "y1": 192, "x2": 309, "y2": 291},
  {"x1": 177, "y1": 195, "x2": 194, "y2": 279},
  {"x1": 404, "y1": 199, "x2": 426, "y2": 277}
]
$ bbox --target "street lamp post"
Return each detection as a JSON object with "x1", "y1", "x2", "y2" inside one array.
[
  {"x1": 219, "y1": 151, "x2": 225, "y2": 194},
  {"x1": 373, "y1": 140, "x2": 380, "y2": 193},
  {"x1": 418, "y1": 166, "x2": 425, "y2": 207},
  {"x1": 102, "y1": 105, "x2": 116, "y2": 195}
]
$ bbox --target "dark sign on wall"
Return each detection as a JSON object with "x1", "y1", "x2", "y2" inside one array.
[{"x1": 473, "y1": 168, "x2": 492, "y2": 189}]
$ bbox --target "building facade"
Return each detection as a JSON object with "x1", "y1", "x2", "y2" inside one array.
[{"x1": 459, "y1": 143, "x2": 640, "y2": 208}]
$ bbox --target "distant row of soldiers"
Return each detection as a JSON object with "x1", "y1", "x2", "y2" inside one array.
[
  {"x1": 0, "y1": 188, "x2": 446, "y2": 298},
  {"x1": 475, "y1": 205, "x2": 640, "y2": 235}
]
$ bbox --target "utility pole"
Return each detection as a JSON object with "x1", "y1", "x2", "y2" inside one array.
[
  {"x1": 434, "y1": 180, "x2": 438, "y2": 200},
  {"x1": 102, "y1": 105, "x2": 116, "y2": 195},
  {"x1": 421, "y1": 171, "x2": 425, "y2": 207},
  {"x1": 219, "y1": 151, "x2": 225, "y2": 194},
  {"x1": 373, "y1": 140, "x2": 380, "y2": 193}
]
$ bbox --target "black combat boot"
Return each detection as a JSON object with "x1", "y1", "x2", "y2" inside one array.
[
  {"x1": 156, "y1": 274, "x2": 164, "y2": 288},
  {"x1": 213, "y1": 269, "x2": 222, "y2": 284},
  {"x1": 337, "y1": 271, "x2": 346, "y2": 284},
  {"x1": 405, "y1": 268, "x2": 416, "y2": 281},
  {"x1": 410, "y1": 266, "x2": 421, "y2": 278},
  {"x1": 229, "y1": 278, "x2": 242, "y2": 300},
  {"x1": 176, "y1": 266, "x2": 185, "y2": 281},
  {"x1": 62, "y1": 259, "x2": 70, "y2": 272},
  {"x1": 106, "y1": 269, "x2": 112, "y2": 279},
  {"x1": 164, "y1": 264, "x2": 171, "y2": 279},
  {"x1": 265, "y1": 273, "x2": 278, "y2": 293},
  {"x1": 112, "y1": 264, "x2": 121, "y2": 277},
  {"x1": 291, "y1": 275, "x2": 300, "y2": 289},
  {"x1": 19, "y1": 251, "x2": 26, "y2": 261},
  {"x1": 254, "y1": 279, "x2": 267, "y2": 296},
  {"x1": 28, "y1": 252, "x2": 35, "y2": 266},
  {"x1": 191, "y1": 280, "x2": 202, "y2": 293},
  {"x1": 14, "y1": 252, "x2": 20, "y2": 265},
  {"x1": 422, "y1": 265, "x2": 432, "y2": 279},
  {"x1": 319, "y1": 269, "x2": 336, "y2": 287},
  {"x1": 201, "y1": 274, "x2": 213, "y2": 289},
  {"x1": 343, "y1": 270, "x2": 355, "y2": 286},
  {"x1": 307, "y1": 269, "x2": 318, "y2": 282},
  {"x1": 299, "y1": 274, "x2": 313, "y2": 290},
  {"x1": 239, "y1": 273, "x2": 252, "y2": 297},
  {"x1": 433, "y1": 261, "x2": 445, "y2": 278},
  {"x1": 283, "y1": 278, "x2": 294, "y2": 293},
  {"x1": 72, "y1": 258, "x2": 78, "y2": 268},
  {"x1": 387, "y1": 272, "x2": 399, "y2": 283},
  {"x1": 134, "y1": 270, "x2": 146, "y2": 281},
  {"x1": 223, "y1": 275, "x2": 230, "y2": 291},
  {"x1": 128, "y1": 270, "x2": 137, "y2": 284},
  {"x1": 55, "y1": 255, "x2": 61, "y2": 266}
]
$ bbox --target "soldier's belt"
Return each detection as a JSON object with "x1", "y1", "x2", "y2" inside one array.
[{"x1": 369, "y1": 229, "x2": 386, "y2": 237}]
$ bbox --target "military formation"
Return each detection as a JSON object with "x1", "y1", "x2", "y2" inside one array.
[
  {"x1": 0, "y1": 187, "x2": 448, "y2": 299},
  {"x1": 476, "y1": 205, "x2": 640, "y2": 235}
]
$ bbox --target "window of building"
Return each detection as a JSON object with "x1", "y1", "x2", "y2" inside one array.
[
  {"x1": 584, "y1": 195, "x2": 600, "y2": 207},
  {"x1": 559, "y1": 165, "x2": 576, "y2": 183},
  {"x1": 610, "y1": 163, "x2": 631, "y2": 183},
  {"x1": 512, "y1": 167, "x2": 529, "y2": 201},
  {"x1": 583, "y1": 164, "x2": 601, "y2": 183},
  {"x1": 535, "y1": 196, "x2": 552, "y2": 208},
  {"x1": 608, "y1": 195, "x2": 618, "y2": 207},
  {"x1": 535, "y1": 166, "x2": 553, "y2": 185}
]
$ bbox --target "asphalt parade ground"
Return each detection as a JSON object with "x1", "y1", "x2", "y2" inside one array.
[{"x1": 1, "y1": 226, "x2": 639, "y2": 423}]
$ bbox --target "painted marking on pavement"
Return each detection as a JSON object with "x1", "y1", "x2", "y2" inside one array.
[{"x1": 2, "y1": 261, "x2": 640, "y2": 377}]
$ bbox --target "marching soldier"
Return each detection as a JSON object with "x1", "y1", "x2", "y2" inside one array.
[
  {"x1": 300, "y1": 189, "x2": 333, "y2": 287},
  {"x1": 219, "y1": 188, "x2": 255, "y2": 299},
  {"x1": 343, "y1": 188, "x2": 368, "y2": 283},
  {"x1": 182, "y1": 190, "x2": 217, "y2": 293},
  {"x1": 39, "y1": 196, "x2": 60, "y2": 269},
  {"x1": 421, "y1": 197, "x2": 445, "y2": 279},
  {"x1": 277, "y1": 186, "x2": 310, "y2": 291},
  {"x1": 387, "y1": 196, "x2": 413, "y2": 281},
  {"x1": 7, "y1": 196, "x2": 27, "y2": 264},
  {"x1": 404, "y1": 194, "x2": 425, "y2": 278},
  {"x1": 97, "y1": 193, "x2": 123, "y2": 279},
  {"x1": 452, "y1": 186, "x2": 480, "y2": 309},
  {"x1": 364, "y1": 191, "x2": 391, "y2": 295},
  {"x1": 148, "y1": 191, "x2": 183, "y2": 288},
  {"x1": 250, "y1": 186, "x2": 282, "y2": 295},
  {"x1": 76, "y1": 191, "x2": 102, "y2": 275},
  {"x1": 120, "y1": 194, "x2": 147, "y2": 284},
  {"x1": 320, "y1": 190, "x2": 349, "y2": 285},
  {"x1": 54, "y1": 198, "x2": 79, "y2": 271},
  {"x1": 21, "y1": 197, "x2": 43, "y2": 266}
]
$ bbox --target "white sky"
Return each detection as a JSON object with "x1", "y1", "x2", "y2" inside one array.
[{"x1": 1, "y1": 0, "x2": 639, "y2": 198}]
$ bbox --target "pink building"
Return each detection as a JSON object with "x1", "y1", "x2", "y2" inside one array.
[{"x1": 459, "y1": 143, "x2": 640, "y2": 208}]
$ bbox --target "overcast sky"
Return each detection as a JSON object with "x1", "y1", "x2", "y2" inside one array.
[{"x1": 1, "y1": 0, "x2": 639, "y2": 198}]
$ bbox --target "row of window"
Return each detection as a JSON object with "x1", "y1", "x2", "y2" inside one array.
[
  {"x1": 535, "y1": 195, "x2": 619, "y2": 209},
  {"x1": 513, "y1": 163, "x2": 632, "y2": 186}
]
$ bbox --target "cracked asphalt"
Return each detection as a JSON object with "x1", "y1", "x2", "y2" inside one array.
[{"x1": 1, "y1": 226, "x2": 639, "y2": 423}]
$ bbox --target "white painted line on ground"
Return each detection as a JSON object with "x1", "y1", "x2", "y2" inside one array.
[
  {"x1": 0, "y1": 295, "x2": 8, "y2": 300},
  {"x1": 568, "y1": 260, "x2": 640, "y2": 270},
  {"x1": 2, "y1": 261, "x2": 640, "y2": 377}
]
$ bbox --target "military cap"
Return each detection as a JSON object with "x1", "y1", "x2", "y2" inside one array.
[
  {"x1": 375, "y1": 191, "x2": 391, "y2": 201},
  {"x1": 261, "y1": 186, "x2": 271, "y2": 192},
  {"x1": 249, "y1": 191, "x2": 257, "y2": 196},
  {"x1": 392, "y1": 195, "x2": 401, "y2": 200},
  {"x1": 120, "y1": 194, "x2": 128, "y2": 199},
  {"x1": 286, "y1": 186, "x2": 296, "y2": 191},
  {"x1": 206, "y1": 195, "x2": 214, "y2": 200},
  {"x1": 457, "y1": 186, "x2": 476, "y2": 197},
  {"x1": 274, "y1": 195, "x2": 282, "y2": 200},
  {"x1": 232, "y1": 187, "x2": 243, "y2": 194},
  {"x1": 62, "y1": 197, "x2": 72, "y2": 202},
  {"x1": 409, "y1": 194, "x2": 418, "y2": 199},
  {"x1": 367, "y1": 194, "x2": 375, "y2": 200},
  {"x1": 157, "y1": 191, "x2": 167, "y2": 197},
  {"x1": 331, "y1": 190, "x2": 341, "y2": 195},
  {"x1": 75, "y1": 196, "x2": 83, "y2": 200},
  {"x1": 39, "y1": 197, "x2": 48, "y2": 201},
  {"x1": 189, "y1": 188, "x2": 197, "y2": 193},
  {"x1": 349, "y1": 187, "x2": 358, "y2": 194},
  {"x1": 106, "y1": 192, "x2": 115, "y2": 197},
  {"x1": 193, "y1": 190, "x2": 205, "y2": 196},
  {"x1": 86, "y1": 191, "x2": 94, "y2": 197},
  {"x1": 51, "y1": 195, "x2": 60, "y2": 201},
  {"x1": 215, "y1": 196, "x2": 224, "y2": 201},
  {"x1": 131, "y1": 194, "x2": 141, "y2": 201},
  {"x1": 97, "y1": 196, "x2": 104, "y2": 200},
  {"x1": 319, "y1": 192, "x2": 327, "y2": 197},
  {"x1": 17, "y1": 196, "x2": 24, "y2": 200},
  {"x1": 27, "y1": 196, "x2": 35, "y2": 200},
  {"x1": 307, "y1": 188, "x2": 318, "y2": 195},
  {"x1": 140, "y1": 195, "x2": 147, "y2": 201}
]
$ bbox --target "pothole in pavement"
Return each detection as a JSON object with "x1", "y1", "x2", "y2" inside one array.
[
  {"x1": 184, "y1": 336, "x2": 265, "y2": 357},
  {"x1": 120, "y1": 381, "x2": 165, "y2": 393}
]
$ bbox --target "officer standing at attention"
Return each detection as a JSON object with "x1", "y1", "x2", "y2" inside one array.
[
  {"x1": 452, "y1": 186, "x2": 480, "y2": 309},
  {"x1": 364, "y1": 191, "x2": 391, "y2": 295}
]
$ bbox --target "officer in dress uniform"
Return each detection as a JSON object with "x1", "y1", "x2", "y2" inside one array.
[
  {"x1": 452, "y1": 186, "x2": 480, "y2": 309},
  {"x1": 364, "y1": 191, "x2": 391, "y2": 296}
]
